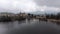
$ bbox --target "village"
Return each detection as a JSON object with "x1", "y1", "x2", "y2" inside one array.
[{"x1": 0, "y1": 12, "x2": 60, "y2": 24}]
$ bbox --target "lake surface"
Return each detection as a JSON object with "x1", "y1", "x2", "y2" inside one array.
[{"x1": 0, "y1": 19, "x2": 60, "y2": 34}]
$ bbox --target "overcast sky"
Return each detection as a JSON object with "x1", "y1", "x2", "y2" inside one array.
[{"x1": 0, "y1": 0, "x2": 60, "y2": 13}]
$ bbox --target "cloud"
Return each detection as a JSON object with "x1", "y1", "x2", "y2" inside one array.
[
  {"x1": 34, "y1": 0, "x2": 60, "y2": 8},
  {"x1": 36, "y1": 5, "x2": 60, "y2": 12},
  {"x1": 0, "y1": 0, "x2": 37, "y2": 13},
  {"x1": 0, "y1": 0, "x2": 60, "y2": 13}
]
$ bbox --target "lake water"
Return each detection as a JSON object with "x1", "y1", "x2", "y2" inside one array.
[{"x1": 0, "y1": 19, "x2": 60, "y2": 34}]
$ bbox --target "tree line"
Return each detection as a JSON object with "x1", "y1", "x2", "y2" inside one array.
[{"x1": 46, "y1": 12, "x2": 60, "y2": 20}]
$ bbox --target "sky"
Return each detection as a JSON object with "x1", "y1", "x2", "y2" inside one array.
[{"x1": 0, "y1": 0, "x2": 60, "y2": 13}]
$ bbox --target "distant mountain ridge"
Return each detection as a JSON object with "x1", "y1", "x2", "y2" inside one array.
[
  {"x1": 29, "y1": 11, "x2": 59, "y2": 15},
  {"x1": 29, "y1": 11, "x2": 45, "y2": 15}
]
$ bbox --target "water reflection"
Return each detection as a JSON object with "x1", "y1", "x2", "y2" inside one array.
[{"x1": 0, "y1": 19, "x2": 60, "y2": 34}]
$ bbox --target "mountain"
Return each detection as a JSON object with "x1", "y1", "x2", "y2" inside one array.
[
  {"x1": 29, "y1": 11, "x2": 45, "y2": 15},
  {"x1": 29, "y1": 11, "x2": 59, "y2": 15},
  {"x1": 45, "y1": 11, "x2": 59, "y2": 15}
]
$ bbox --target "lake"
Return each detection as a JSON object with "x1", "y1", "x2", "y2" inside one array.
[{"x1": 0, "y1": 19, "x2": 60, "y2": 34}]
